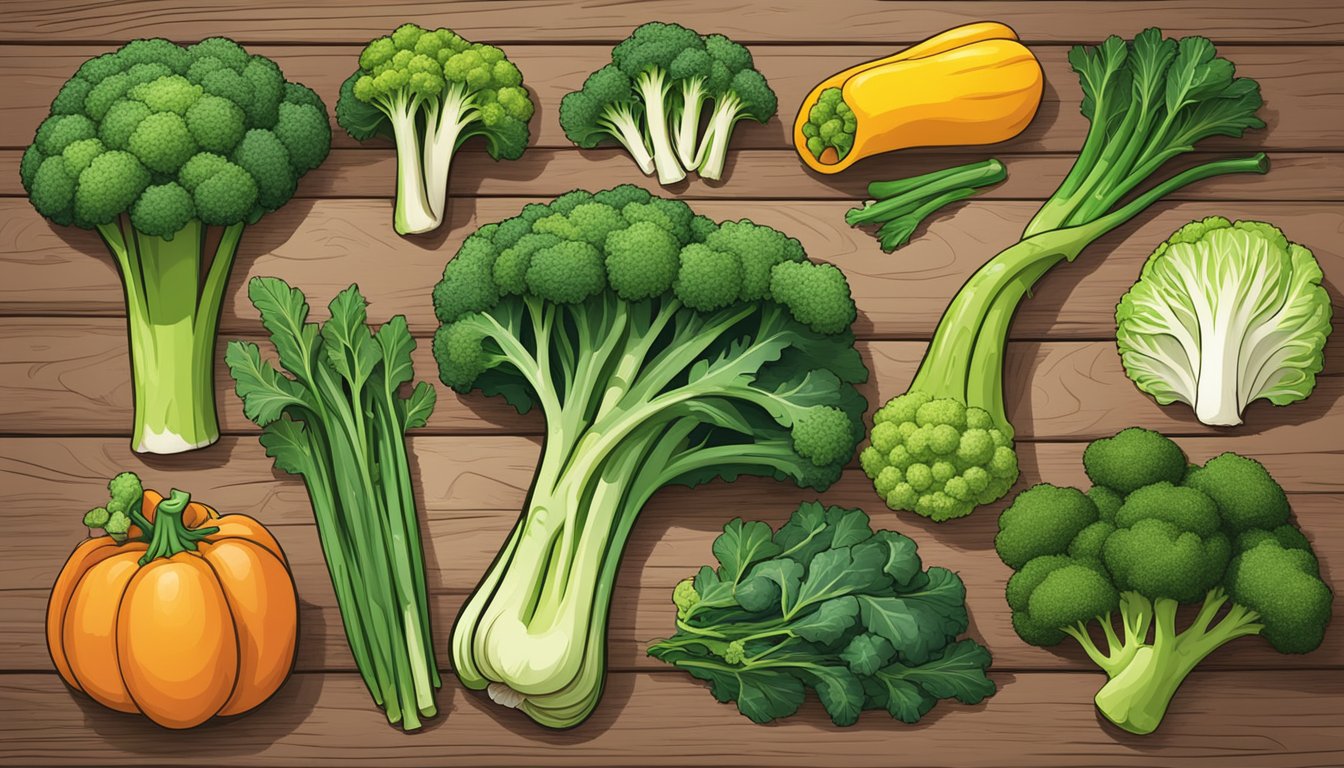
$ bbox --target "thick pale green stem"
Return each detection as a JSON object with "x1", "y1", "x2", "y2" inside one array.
[
  {"x1": 386, "y1": 100, "x2": 437, "y2": 235},
  {"x1": 673, "y1": 78, "x2": 708, "y2": 169},
  {"x1": 421, "y1": 85, "x2": 478, "y2": 227},
  {"x1": 599, "y1": 104, "x2": 655, "y2": 176},
  {"x1": 694, "y1": 96, "x2": 741, "y2": 182},
  {"x1": 635, "y1": 69, "x2": 685, "y2": 185}
]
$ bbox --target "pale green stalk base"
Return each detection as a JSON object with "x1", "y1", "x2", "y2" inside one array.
[{"x1": 96, "y1": 217, "x2": 243, "y2": 454}]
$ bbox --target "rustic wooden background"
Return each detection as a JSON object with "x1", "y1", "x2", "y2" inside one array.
[{"x1": 1, "y1": 1, "x2": 1341, "y2": 766}]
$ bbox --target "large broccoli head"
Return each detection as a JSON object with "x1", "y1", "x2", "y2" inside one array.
[
  {"x1": 997, "y1": 427, "x2": 1331, "y2": 655},
  {"x1": 432, "y1": 185, "x2": 865, "y2": 488},
  {"x1": 21, "y1": 37, "x2": 331, "y2": 234}
]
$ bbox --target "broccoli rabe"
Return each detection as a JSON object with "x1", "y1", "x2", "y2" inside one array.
[
  {"x1": 996, "y1": 428, "x2": 1332, "y2": 734},
  {"x1": 561, "y1": 23, "x2": 776, "y2": 184},
  {"x1": 336, "y1": 24, "x2": 535, "y2": 235},
  {"x1": 434, "y1": 185, "x2": 868, "y2": 728},
  {"x1": 20, "y1": 38, "x2": 331, "y2": 454}
]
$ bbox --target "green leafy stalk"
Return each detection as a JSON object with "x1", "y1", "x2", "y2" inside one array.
[
  {"x1": 862, "y1": 29, "x2": 1268, "y2": 521},
  {"x1": 226, "y1": 277, "x2": 438, "y2": 730}
]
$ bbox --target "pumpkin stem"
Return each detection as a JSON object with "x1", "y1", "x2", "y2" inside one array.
[{"x1": 138, "y1": 489, "x2": 220, "y2": 566}]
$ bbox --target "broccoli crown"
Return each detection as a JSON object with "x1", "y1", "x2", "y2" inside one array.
[
  {"x1": 432, "y1": 185, "x2": 866, "y2": 490},
  {"x1": 996, "y1": 427, "x2": 1331, "y2": 653},
  {"x1": 21, "y1": 38, "x2": 331, "y2": 231},
  {"x1": 612, "y1": 22, "x2": 705, "y2": 81},
  {"x1": 336, "y1": 23, "x2": 534, "y2": 160},
  {"x1": 559, "y1": 64, "x2": 643, "y2": 148},
  {"x1": 859, "y1": 392, "x2": 1018, "y2": 522}
]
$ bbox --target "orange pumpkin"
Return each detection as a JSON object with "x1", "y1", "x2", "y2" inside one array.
[{"x1": 46, "y1": 487, "x2": 297, "y2": 729}]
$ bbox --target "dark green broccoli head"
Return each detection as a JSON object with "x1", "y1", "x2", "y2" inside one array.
[
  {"x1": 1226, "y1": 541, "x2": 1331, "y2": 653},
  {"x1": 612, "y1": 22, "x2": 705, "y2": 81},
  {"x1": 559, "y1": 65, "x2": 642, "y2": 148},
  {"x1": 1082, "y1": 427, "x2": 1187, "y2": 493},
  {"x1": 1184, "y1": 452, "x2": 1292, "y2": 534},
  {"x1": 22, "y1": 37, "x2": 330, "y2": 233},
  {"x1": 995, "y1": 484, "x2": 1099, "y2": 569},
  {"x1": 1007, "y1": 556, "x2": 1118, "y2": 646},
  {"x1": 431, "y1": 185, "x2": 867, "y2": 491}
]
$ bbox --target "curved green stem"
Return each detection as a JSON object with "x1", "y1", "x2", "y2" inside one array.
[{"x1": 137, "y1": 489, "x2": 218, "y2": 565}]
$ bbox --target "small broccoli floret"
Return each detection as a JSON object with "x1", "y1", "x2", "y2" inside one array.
[
  {"x1": 337, "y1": 24, "x2": 535, "y2": 235},
  {"x1": 802, "y1": 87, "x2": 855, "y2": 164},
  {"x1": 435, "y1": 186, "x2": 867, "y2": 729},
  {"x1": 22, "y1": 38, "x2": 330, "y2": 454},
  {"x1": 561, "y1": 24, "x2": 775, "y2": 184},
  {"x1": 997, "y1": 428, "x2": 1332, "y2": 735},
  {"x1": 83, "y1": 507, "x2": 111, "y2": 530},
  {"x1": 1083, "y1": 427, "x2": 1187, "y2": 493}
]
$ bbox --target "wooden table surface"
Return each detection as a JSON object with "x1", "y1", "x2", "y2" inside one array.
[{"x1": 1, "y1": 1, "x2": 1341, "y2": 766}]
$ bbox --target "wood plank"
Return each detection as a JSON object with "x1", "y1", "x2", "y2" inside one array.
[
  {"x1": 4, "y1": 44, "x2": 1341, "y2": 152},
  {"x1": 1, "y1": 670, "x2": 1341, "y2": 767},
  {"x1": 2, "y1": 436, "x2": 1339, "y2": 673},
  {"x1": 2, "y1": 1, "x2": 1341, "y2": 44},
  {"x1": 6, "y1": 149, "x2": 1341, "y2": 202},
  {"x1": 3, "y1": 320, "x2": 1340, "y2": 438},
  {"x1": 2, "y1": 199, "x2": 1341, "y2": 341},
  {"x1": 5, "y1": 490, "x2": 1340, "y2": 673}
]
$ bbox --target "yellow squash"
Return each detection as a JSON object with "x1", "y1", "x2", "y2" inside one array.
[{"x1": 794, "y1": 22, "x2": 1043, "y2": 173}]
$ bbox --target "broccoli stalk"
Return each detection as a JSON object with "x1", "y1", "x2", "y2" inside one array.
[
  {"x1": 560, "y1": 65, "x2": 656, "y2": 176},
  {"x1": 862, "y1": 29, "x2": 1268, "y2": 519},
  {"x1": 997, "y1": 428, "x2": 1333, "y2": 735},
  {"x1": 612, "y1": 23, "x2": 704, "y2": 185},
  {"x1": 337, "y1": 24, "x2": 535, "y2": 236},
  {"x1": 694, "y1": 69, "x2": 777, "y2": 181},
  {"x1": 433, "y1": 186, "x2": 868, "y2": 728},
  {"x1": 20, "y1": 37, "x2": 332, "y2": 454}
]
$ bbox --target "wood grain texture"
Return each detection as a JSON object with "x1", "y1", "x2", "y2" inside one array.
[
  {"x1": 6, "y1": 150, "x2": 1343, "y2": 202},
  {"x1": 3, "y1": 490, "x2": 1340, "y2": 673},
  {"x1": 2, "y1": 670, "x2": 1342, "y2": 767},
  {"x1": 3, "y1": 199, "x2": 1341, "y2": 342},
  {"x1": 2, "y1": 1, "x2": 1342, "y2": 44},
  {"x1": 4, "y1": 44, "x2": 1342, "y2": 152},
  {"x1": 2, "y1": 319, "x2": 1339, "y2": 437}
]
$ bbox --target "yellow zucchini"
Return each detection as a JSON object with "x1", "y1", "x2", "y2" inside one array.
[{"x1": 794, "y1": 22, "x2": 1043, "y2": 174}]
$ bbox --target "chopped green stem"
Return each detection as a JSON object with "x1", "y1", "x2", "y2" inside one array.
[
  {"x1": 137, "y1": 490, "x2": 218, "y2": 565},
  {"x1": 848, "y1": 159, "x2": 1006, "y2": 227},
  {"x1": 874, "y1": 186, "x2": 979, "y2": 253},
  {"x1": 694, "y1": 93, "x2": 743, "y2": 182}
]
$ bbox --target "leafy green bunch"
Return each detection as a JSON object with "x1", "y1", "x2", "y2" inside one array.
[
  {"x1": 226, "y1": 277, "x2": 439, "y2": 731},
  {"x1": 650, "y1": 502, "x2": 995, "y2": 725}
]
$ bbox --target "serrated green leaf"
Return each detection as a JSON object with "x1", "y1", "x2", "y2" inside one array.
[
  {"x1": 225, "y1": 340, "x2": 310, "y2": 426},
  {"x1": 857, "y1": 529, "x2": 923, "y2": 588},
  {"x1": 374, "y1": 314, "x2": 417, "y2": 392},
  {"x1": 793, "y1": 545, "x2": 889, "y2": 614},
  {"x1": 840, "y1": 633, "x2": 896, "y2": 676},
  {"x1": 321, "y1": 284, "x2": 382, "y2": 392},
  {"x1": 397, "y1": 381, "x2": 437, "y2": 430},
  {"x1": 258, "y1": 417, "x2": 316, "y2": 477},
  {"x1": 864, "y1": 675, "x2": 936, "y2": 724},
  {"x1": 772, "y1": 500, "x2": 829, "y2": 560},
  {"x1": 246, "y1": 276, "x2": 320, "y2": 383}
]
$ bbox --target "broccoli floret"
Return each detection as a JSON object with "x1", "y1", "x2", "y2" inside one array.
[
  {"x1": 436, "y1": 186, "x2": 868, "y2": 729},
  {"x1": 560, "y1": 24, "x2": 775, "y2": 184},
  {"x1": 22, "y1": 38, "x2": 331, "y2": 454},
  {"x1": 996, "y1": 427, "x2": 1333, "y2": 735},
  {"x1": 336, "y1": 24, "x2": 534, "y2": 235},
  {"x1": 802, "y1": 87, "x2": 855, "y2": 164},
  {"x1": 863, "y1": 392, "x2": 1016, "y2": 521}
]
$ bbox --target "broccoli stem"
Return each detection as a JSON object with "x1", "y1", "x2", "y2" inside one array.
[
  {"x1": 633, "y1": 68, "x2": 686, "y2": 184},
  {"x1": 673, "y1": 77, "x2": 709, "y2": 169},
  {"x1": 97, "y1": 217, "x2": 240, "y2": 454},
  {"x1": 847, "y1": 159, "x2": 1006, "y2": 227},
  {"x1": 599, "y1": 103, "x2": 656, "y2": 176},
  {"x1": 1092, "y1": 593, "x2": 1263, "y2": 734},
  {"x1": 421, "y1": 83, "x2": 480, "y2": 228},
  {"x1": 384, "y1": 96, "x2": 438, "y2": 235},
  {"x1": 909, "y1": 154, "x2": 1268, "y2": 437},
  {"x1": 694, "y1": 93, "x2": 743, "y2": 182}
]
